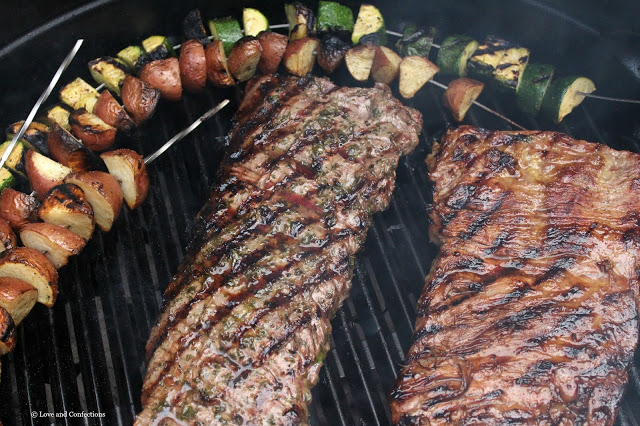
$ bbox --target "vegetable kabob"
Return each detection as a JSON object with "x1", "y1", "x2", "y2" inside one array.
[{"x1": 0, "y1": 43, "x2": 229, "y2": 371}]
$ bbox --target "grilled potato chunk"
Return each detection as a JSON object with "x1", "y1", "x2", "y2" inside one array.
[
  {"x1": 443, "y1": 78, "x2": 484, "y2": 121},
  {"x1": 398, "y1": 56, "x2": 439, "y2": 99},
  {"x1": 21, "y1": 223, "x2": 87, "y2": 269},
  {"x1": 39, "y1": 183, "x2": 95, "y2": 240},
  {"x1": 283, "y1": 37, "x2": 319, "y2": 77},
  {"x1": 93, "y1": 90, "x2": 137, "y2": 134},
  {"x1": 0, "y1": 189, "x2": 39, "y2": 230},
  {"x1": 317, "y1": 35, "x2": 349, "y2": 74},
  {"x1": 228, "y1": 36, "x2": 263, "y2": 82},
  {"x1": 0, "y1": 247, "x2": 58, "y2": 307},
  {"x1": 0, "y1": 277, "x2": 37, "y2": 325},
  {"x1": 139, "y1": 58, "x2": 183, "y2": 102},
  {"x1": 205, "y1": 40, "x2": 235, "y2": 87},
  {"x1": 65, "y1": 171, "x2": 123, "y2": 232},
  {"x1": 48, "y1": 122, "x2": 105, "y2": 172},
  {"x1": 69, "y1": 108, "x2": 117, "y2": 152},
  {"x1": 121, "y1": 75, "x2": 161, "y2": 125},
  {"x1": 371, "y1": 46, "x2": 402, "y2": 84},
  {"x1": 345, "y1": 44, "x2": 377, "y2": 82},
  {"x1": 257, "y1": 31, "x2": 289, "y2": 75},
  {"x1": 0, "y1": 306, "x2": 15, "y2": 355},
  {"x1": 179, "y1": 40, "x2": 207, "y2": 93},
  {"x1": 25, "y1": 150, "x2": 72, "y2": 200},
  {"x1": 101, "y1": 149, "x2": 150, "y2": 210}
]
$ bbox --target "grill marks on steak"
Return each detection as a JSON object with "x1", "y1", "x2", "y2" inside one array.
[
  {"x1": 136, "y1": 75, "x2": 422, "y2": 425},
  {"x1": 390, "y1": 126, "x2": 640, "y2": 425}
]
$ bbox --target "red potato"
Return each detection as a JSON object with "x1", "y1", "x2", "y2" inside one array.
[
  {"x1": 69, "y1": 108, "x2": 117, "y2": 151},
  {"x1": 258, "y1": 31, "x2": 289, "y2": 74},
  {"x1": 227, "y1": 36, "x2": 263, "y2": 82},
  {"x1": 398, "y1": 56, "x2": 440, "y2": 99},
  {"x1": 443, "y1": 78, "x2": 485, "y2": 121},
  {"x1": 47, "y1": 122, "x2": 105, "y2": 171},
  {"x1": 283, "y1": 37, "x2": 319, "y2": 77},
  {"x1": 20, "y1": 223, "x2": 87, "y2": 269},
  {"x1": 100, "y1": 149, "x2": 149, "y2": 210},
  {"x1": 25, "y1": 150, "x2": 72, "y2": 200},
  {"x1": 93, "y1": 90, "x2": 137, "y2": 134},
  {"x1": 64, "y1": 171, "x2": 123, "y2": 232},
  {"x1": 0, "y1": 247, "x2": 58, "y2": 307},
  {"x1": 179, "y1": 39, "x2": 207, "y2": 93},
  {"x1": 317, "y1": 35, "x2": 349, "y2": 74},
  {"x1": 205, "y1": 40, "x2": 235, "y2": 87},
  {"x1": 121, "y1": 75, "x2": 161, "y2": 125},
  {"x1": 139, "y1": 58, "x2": 183, "y2": 102},
  {"x1": 0, "y1": 277, "x2": 38, "y2": 325},
  {"x1": 0, "y1": 306, "x2": 15, "y2": 355},
  {"x1": 39, "y1": 184, "x2": 95, "y2": 240},
  {"x1": 0, "y1": 220, "x2": 16, "y2": 253},
  {"x1": 345, "y1": 44, "x2": 377, "y2": 82},
  {"x1": 371, "y1": 46, "x2": 402, "y2": 85},
  {"x1": 0, "y1": 189, "x2": 39, "y2": 230}
]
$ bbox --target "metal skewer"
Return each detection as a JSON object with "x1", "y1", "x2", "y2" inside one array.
[
  {"x1": 0, "y1": 39, "x2": 84, "y2": 170},
  {"x1": 144, "y1": 99, "x2": 230, "y2": 165},
  {"x1": 428, "y1": 79, "x2": 527, "y2": 130},
  {"x1": 578, "y1": 92, "x2": 640, "y2": 104}
]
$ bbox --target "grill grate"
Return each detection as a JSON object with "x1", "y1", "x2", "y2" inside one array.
[{"x1": 1, "y1": 1, "x2": 640, "y2": 425}]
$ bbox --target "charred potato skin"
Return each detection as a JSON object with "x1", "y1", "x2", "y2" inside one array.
[
  {"x1": 227, "y1": 36, "x2": 263, "y2": 82},
  {"x1": 100, "y1": 149, "x2": 150, "y2": 210},
  {"x1": 139, "y1": 58, "x2": 183, "y2": 102},
  {"x1": 65, "y1": 171, "x2": 124, "y2": 232},
  {"x1": 283, "y1": 37, "x2": 320, "y2": 77},
  {"x1": 317, "y1": 35, "x2": 349, "y2": 74},
  {"x1": 257, "y1": 31, "x2": 289, "y2": 75},
  {"x1": 69, "y1": 108, "x2": 117, "y2": 152},
  {"x1": 0, "y1": 189, "x2": 39, "y2": 230},
  {"x1": 205, "y1": 40, "x2": 235, "y2": 87},
  {"x1": 47, "y1": 122, "x2": 106, "y2": 172},
  {"x1": 93, "y1": 90, "x2": 137, "y2": 135},
  {"x1": 39, "y1": 183, "x2": 95, "y2": 240},
  {"x1": 0, "y1": 247, "x2": 59, "y2": 307},
  {"x1": 0, "y1": 306, "x2": 15, "y2": 355},
  {"x1": 0, "y1": 219, "x2": 17, "y2": 252},
  {"x1": 121, "y1": 75, "x2": 161, "y2": 125},
  {"x1": 179, "y1": 39, "x2": 207, "y2": 93}
]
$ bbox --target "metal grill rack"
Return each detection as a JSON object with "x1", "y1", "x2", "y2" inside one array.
[{"x1": 0, "y1": 1, "x2": 639, "y2": 424}]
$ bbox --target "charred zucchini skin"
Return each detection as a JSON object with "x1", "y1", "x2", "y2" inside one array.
[
  {"x1": 516, "y1": 63, "x2": 555, "y2": 116},
  {"x1": 468, "y1": 36, "x2": 529, "y2": 91},
  {"x1": 142, "y1": 35, "x2": 176, "y2": 61},
  {"x1": 395, "y1": 25, "x2": 436, "y2": 57},
  {"x1": 6, "y1": 121, "x2": 49, "y2": 155},
  {"x1": 88, "y1": 57, "x2": 128, "y2": 96},
  {"x1": 437, "y1": 35, "x2": 479, "y2": 77},
  {"x1": 286, "y1": 3, "x2": 316, "y2": 40},
  {"x1": 317, "y1": 1, "x2": 354, "y2": 38},
  {"x1": 182, "y1": 9, "x2": 209, "y2": 45},
  {"x1": 117, "y1": 45, "x2": 151, "y2": 74},
  {"x1": 209, "y1": 18, "x2": 244, "y2": 56}
]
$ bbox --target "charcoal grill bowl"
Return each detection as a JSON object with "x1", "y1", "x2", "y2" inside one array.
[{"x1": 0, "y1": 1, "x2": 639, "y2": 425}]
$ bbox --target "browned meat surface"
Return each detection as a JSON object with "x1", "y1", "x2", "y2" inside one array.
[
  {"x1": 390, "y1": 126, "x2": 640, "y2": 425},
  {"x1": 136, "y1": 75, "x2": 422, "y2": 425}
]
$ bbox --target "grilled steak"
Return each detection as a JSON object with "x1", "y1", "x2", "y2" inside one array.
[
  {"x1": 390, "y1": 126, "x2": 640, "y2": 425},
  {"x1": 136, "y1": 75, "x2": 422, "y2": 425}
]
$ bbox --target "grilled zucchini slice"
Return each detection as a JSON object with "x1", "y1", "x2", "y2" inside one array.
[
  {"x1": 468, "y1": 36, "x2": 529, "y2": 91},
  {"x1": 142, "y1": 35, "x2": 176, "y2": 61},
  {"x1": 286, "y1": 3, "x2": 316, "y2": 41},
  {"x1": 437, "y1": 35, "x2": 479, "y2": 77},
  {"x1": 88, "y1": 57, "x2": 128, "y2": 96},
  {"x1": 59, "y1": 78, "x2": 100, "y2": 113},
  {"x1": 243, "y1": 8, "x2": 269, "y2": 37},
  {"x1": 0, "y1": 169, "x2": 15, "y2": 193},
  {"x1": 182, "y1": 9, "x2": 209, "y2": 45},
  {"x1": 116, "y1": 45, "x2": 150, "y2": 73},
  {"x1": 42, "y1": 105, "x2": 72, "y2": 131},
  {"x1": 209, "y1": 18, "x2": 244, "y2": 56},
  {"x1": 516, "y1": 63, "x2": 555, "y2": 116},
  {"x1": 6, "y1": 121, "x2": 49, "y2": 155},
  {"x1": 352, "y1": 4, "x2": 385, "y2": 45},
  {"x1": 317, "y1": 1, "x2": 354, "y2": 37},
  {"x1": 541, "y1": 76, "x2": 595, "y2": 123},
  {"x1": 0, "y1": 141, "x2": 26, "y2": 178},
  {"x1": 395, "y1": 25, "x2": 436, "y2": 58}
]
